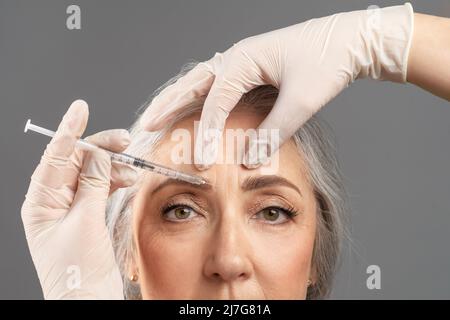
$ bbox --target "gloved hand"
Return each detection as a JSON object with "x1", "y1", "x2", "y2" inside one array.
[
  {"x1": 141, "y1": 3, "x2": 414, "y2": 169},
  {"x1": 21, "y1": 100, "x2": 137, "y2": 299}
]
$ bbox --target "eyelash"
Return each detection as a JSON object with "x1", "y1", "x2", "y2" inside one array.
[
  {"x1": 161, "y1": 202, "x2": 196, "y2": 214},
  {"x1": 160, "y1": 202, "x2": 299, "y2": 224},
  {"x1": 271, "y1": 205, "x2": 299, "y2": 219}
]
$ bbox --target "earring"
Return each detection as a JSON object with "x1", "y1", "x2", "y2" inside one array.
[
  {"x1": 130, "y1": 274, "x2": 138, "y2": 282},
  {"x1": 306, "y1": 279, "x2": 312, "y2": 287}
]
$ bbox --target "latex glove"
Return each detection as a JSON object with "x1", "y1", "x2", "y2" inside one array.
[
  {"x1": 141, "y1": 3, "x2": 414, "y2": 169},
  {"x1": 21, "y1": 100, "x2": 137, "y2": 299}
]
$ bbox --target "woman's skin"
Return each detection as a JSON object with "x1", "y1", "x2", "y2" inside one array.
[{"x1": 131, "y1": 109, "x2": 318, "y2": 299}]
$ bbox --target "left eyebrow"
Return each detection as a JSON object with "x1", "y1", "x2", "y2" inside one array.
[{"x1": 241, "y1": 175, "x2": 303, "y2": 197}]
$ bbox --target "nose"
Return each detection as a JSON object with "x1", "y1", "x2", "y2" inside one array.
[{"x1": 203, "y1": 214, "x2": 253, "y2": 283}]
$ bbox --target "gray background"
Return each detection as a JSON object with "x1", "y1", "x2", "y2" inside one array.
[{"x1": 1, "y1": 0, "x2": 449, "y2": 299}]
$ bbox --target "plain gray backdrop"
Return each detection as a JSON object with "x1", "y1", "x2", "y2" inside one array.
[{"x1": 1, "y1": 0, "x2": 449, "y2": 299}]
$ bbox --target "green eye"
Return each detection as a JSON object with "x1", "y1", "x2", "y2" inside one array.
[
  {"x1": 253, "y1": 206, "x2": 297, "y2": 225},
  {"x1": 162, "y1": 204, "x2": 199, "y2": 222},
  {"x1": 173, "y1": 207, "x2": 192, "y2": 219},
  {"x1": 261, "y1": 208, "x2": 280, "y2": 221}
]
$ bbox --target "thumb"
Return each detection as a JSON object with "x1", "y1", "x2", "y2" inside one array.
[
  {"x1": 242, "y1": 84, "x2": 316, "y2": 168},
  {"x1": 194, "y1": 72, "x2": 258, "y2": 170},
  {"x1": 194, "y1": 45, "x2": 271, "y2": 170},
  {"x1": 72, "y1": 149, "x2": 112, "y2": 217}
]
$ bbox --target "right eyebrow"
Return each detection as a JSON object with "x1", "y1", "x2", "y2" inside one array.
[{"x1": 151, "y1": 177, "x2": 213, "y2": 196}]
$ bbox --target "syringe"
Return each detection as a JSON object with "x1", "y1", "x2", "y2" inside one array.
[{"x1": 24, "y1": 119, "x2": 207, "y2": 185}]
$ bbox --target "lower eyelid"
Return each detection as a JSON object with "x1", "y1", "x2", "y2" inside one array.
[{"x1": 163, "y1": 214, "x2": 197, "y2": 223}]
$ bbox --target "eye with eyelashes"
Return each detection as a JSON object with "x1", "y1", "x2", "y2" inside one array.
[{"x1": 160, "y1": 196, "x2": 300, "y2": 225}]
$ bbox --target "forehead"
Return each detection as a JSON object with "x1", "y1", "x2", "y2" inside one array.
[{"x1": 144, "y1": 109, "x2": 311, "y2": 188}]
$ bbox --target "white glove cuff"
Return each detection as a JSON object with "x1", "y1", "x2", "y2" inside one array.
[{"x1": 364, "y1": 2, "x2": 415, "y2": 82}]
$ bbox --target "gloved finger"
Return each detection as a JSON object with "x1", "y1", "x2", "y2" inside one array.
[
  {"x1": 242, "y1": 84, "x2": 315, "y2": 168},
  {"x1": 193, "y1": 52, "x2": 263, "y2": 170},
  {"x1": 86, "y1": 131, "x2": 138, "y2": 194},
  {"x1": 141, "y1": 60, "x2": 216, "y2": 131},
  {"x1": 30, "y1": 100, "x2": 89, "y2": 189},
  {"x1": 66, "y1": 129, "x2": 137, "y2": 192},
  {"x1": 72, "y1": 148, "x2": 112, "y2": 222},
  {"x1": 109, "y1": 163, "x2": 138, "y2": 195},
  {"x1": 22, "y1": 100, "x2": 89, "y2": 223},
  {"x1": 86, "y1": 129, "x2": 132, "y2": 153}
]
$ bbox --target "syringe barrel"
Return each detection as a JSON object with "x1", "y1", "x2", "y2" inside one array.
[
  {"x1": 151, "y1": 166, "x2": 179, "y2": 179},
  {"x1": 110, "y1": 152, "x2": 136, "y2": 166}
]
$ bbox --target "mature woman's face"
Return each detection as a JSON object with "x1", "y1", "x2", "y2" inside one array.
[{"x1": 132, "y1": 109, "x2": 317, "y2": 299}]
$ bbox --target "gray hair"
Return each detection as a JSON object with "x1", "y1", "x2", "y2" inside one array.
[{"x1": 106, "y1": 63, "x2": 349, "y2": 300}]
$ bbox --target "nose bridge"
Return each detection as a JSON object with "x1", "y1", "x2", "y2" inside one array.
[
  {"x1": 216, "y1": 210, "x2": 245, "y2": 255},
  {"x1": 203, "y1": 202, "x2": 253, "y2": 282}
]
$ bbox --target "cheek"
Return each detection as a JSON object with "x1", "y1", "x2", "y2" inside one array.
[
  {"x1": 135, "y1": 225, "x2": 205, "y2": 298},
  {"x1": 249, "y1": 219, "x2": 316, "y2": 297}
]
